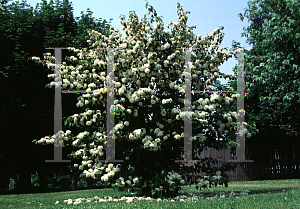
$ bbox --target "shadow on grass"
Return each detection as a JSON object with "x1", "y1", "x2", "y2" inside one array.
[{"x1": 177, "y1": 183, "x2": 299, "y2": 199}]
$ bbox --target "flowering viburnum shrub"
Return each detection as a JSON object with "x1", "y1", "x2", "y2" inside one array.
[{"x1": 32, "y1": 3, "x2": 255, "y2": 198}]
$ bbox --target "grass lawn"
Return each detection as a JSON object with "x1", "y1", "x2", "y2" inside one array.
[{"x1": 0, "y1": 179, "x2": 299, "y2": 208}]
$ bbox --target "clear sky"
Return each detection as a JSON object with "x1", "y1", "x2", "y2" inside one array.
[{"x1": 19, "y1": 0, "x2": 253, "y2": 86}]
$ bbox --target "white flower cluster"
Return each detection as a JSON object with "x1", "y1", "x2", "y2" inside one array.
[
  {"x1": 99, "y1": 164, "x2": 119, "y2": 182},
  {"x1": 197, "y1": 177, "x2": 211, "y2": 188},
  {"x1": 196, "y1": 171, "x2": 222, "y2": 189},
  {"x1": 130, "y1": 88, "x2": 154, "y2": 102},
  {"x1": 165, "y1": 170, "x2": 185, "y2": 191},
  {"x1": 35, "y1": 130, "x2": 73, "y2": 147},
  {"x1": 162, "y1": 98, "x2": 173, "y2": 105},
  {"x1": 70, "y1": 110, "x2": 106, "y2": 129},
  {"x1": 115, "y1": 122, "x2": 124, "y2": 130},
  {"x1": 128, "y1": 128, "x2": 146, "y2": 141},
  {"x1": 191, "y1": 133, "x2": 207, "y2": 142},
  {"x1": 58, "y1": 189, "x2": 250, "y2": 205},
  {"x1": 142, "y1": 134, "x2": 160, "y2": 151},
  {"x1": 116, "y1": 177, "x2": 126, "y2": 187},
  {"x1": 31, "y1": 2, "x2": 253, "y2": 194}
]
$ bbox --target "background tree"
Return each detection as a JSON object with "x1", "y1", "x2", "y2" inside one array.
[
  {"x1": 0, "y1": 0, "x2": 113, "y2": 193},
  {"x1": 229, "y1": 0, "x2": 300, "y2": 138},
  {"x1": 226, "y1": 0, "x2": 300, "y2": 178}
]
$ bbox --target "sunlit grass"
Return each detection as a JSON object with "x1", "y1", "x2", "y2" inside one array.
[{"x1": 1, "y1": 179, "x2": 299, "y2": 208}]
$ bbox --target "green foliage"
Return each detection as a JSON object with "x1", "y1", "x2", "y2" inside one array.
[
  {"x1": 231, "y1": 0, "x2": 300, "y2": 138},
  {"x1": 77, "y1": 177, "x2": 88, "y2": 188},
  {"x1": 31, "y1": 171, "x2": 40, "y2": 187},
  {"x1": 0, "y1": 0, "x2": 113, "y2": 193},
  {"x1": 47, "y1": 171, "x2": 72, "y2": 190}
]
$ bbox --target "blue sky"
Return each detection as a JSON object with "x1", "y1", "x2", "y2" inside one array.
[{"x1": 20, "y1": 0, "x2": 253, "y2": 86}]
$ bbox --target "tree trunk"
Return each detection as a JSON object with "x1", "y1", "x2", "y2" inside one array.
[
  {"x1": 16, "y1": 169, "x2": 32, "y2": 193},
  {"x1": 72, "y1": 174, "x2": 77, "y2": 190},
  {"x1": 87, "y1": 177, "x2": 93, "y2": 189},
  {"x1": 0, "y1": 173, "x2": 10, "y2": 193},
  {"x1": 38, "y1": 169, "x2": 48, "y2": 192}
]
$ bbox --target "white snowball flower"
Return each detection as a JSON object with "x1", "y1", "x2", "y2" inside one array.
[
  {"x1": 108, "y1": 163, "x2": 114, "y2": 169},
  {"x1": 161, "y1": 110, "x2": 167, "y2": 116},
  {"x1": 220, "y1": 123, "x2": 225, "y2": 129},
  {"x1": 169, "y1": 82, "x2": 175, "y2": 89},
  {"x1": 208, "y1": 105, "x2": 214, "y2": 111},
  {"x1": 144, "y1": 141, "x2": 150, "y2": 148},
  {"x1": 129, "y1": 133, "x2": 135, "y2": 141},
  {"x1": 154, "y1": 128, "x2": 160, "y2": 134},
  {"x1": 174, "y1": 134, "x2": 181, "y2": 140},
  {"x1": 158, "y1": 131, "x2": 163, "y2": 137},
  {"x1": 227, "y1": 117, "x2": 233, "y2": 123}
]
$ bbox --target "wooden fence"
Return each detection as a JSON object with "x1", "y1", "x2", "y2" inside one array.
[{"x1": 179, "y1": 139, "x2": 300, "y2": 182}]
